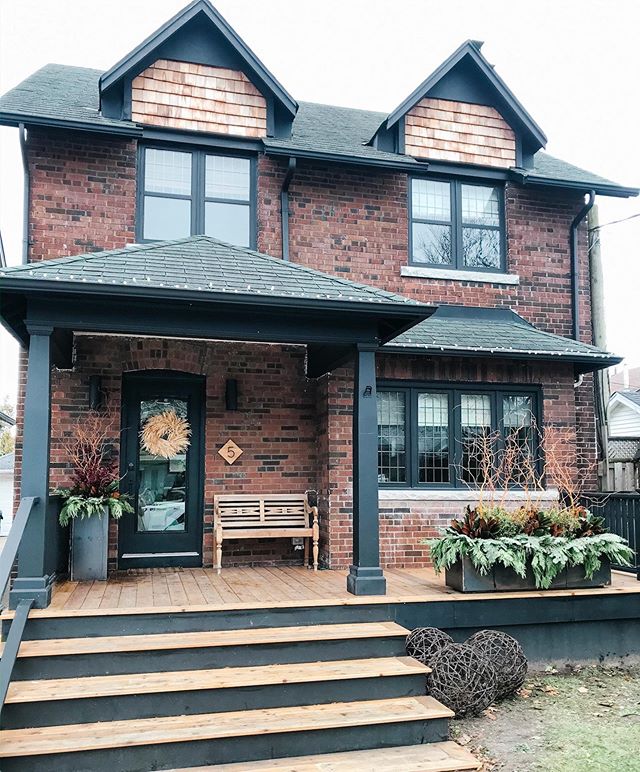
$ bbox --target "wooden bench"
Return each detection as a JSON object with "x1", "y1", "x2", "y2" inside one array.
[{"x1": 213, "y1": 493, "x2": 319, "y2": 573}]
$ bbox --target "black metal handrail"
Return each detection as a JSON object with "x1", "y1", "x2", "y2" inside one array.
[{"x1": 0, "y1": 496, "x2": 38, "y2": 610}]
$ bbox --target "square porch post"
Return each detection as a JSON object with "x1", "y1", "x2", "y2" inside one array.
[
  {"x1": 347, "y1": 344, "x2": 386, "y2": 596},
  {"x1": 10, "y1": 324, "x2": 54, "y2": 608}
]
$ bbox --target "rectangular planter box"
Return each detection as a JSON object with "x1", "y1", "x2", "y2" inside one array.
[
  {"x1": 446, "y1": 556, "x2": 612, "y2": 593},
  {"x1": 70, "y1": 507, "x2": 109, "y2": 581}
]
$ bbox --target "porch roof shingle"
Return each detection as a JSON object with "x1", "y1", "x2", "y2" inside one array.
[
  {"x1": 0, "y1": 65, "x2": 635, "y2": 196},
  {"x1": 384, "y1": 306, "x2": 621, "y2": 371},
  {"x1": 0, "y1": 235, "x2": 423, "y2": 310}
]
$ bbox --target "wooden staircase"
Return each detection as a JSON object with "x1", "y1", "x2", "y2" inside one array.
[{"x1": 0, "y1": 607, "x2": 479, "y2": 771}]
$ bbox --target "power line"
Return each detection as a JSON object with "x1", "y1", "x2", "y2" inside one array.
[{"x1": 588, "y1": 212, "x2": 640, "y2": 232}]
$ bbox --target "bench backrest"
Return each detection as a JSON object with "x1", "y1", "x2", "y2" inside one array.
[{"x1": 214, "y1": 493, "x2": 309, "y2": 529}]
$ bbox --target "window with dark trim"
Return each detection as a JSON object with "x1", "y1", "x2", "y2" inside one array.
[
  {"x1": 377, "y1": 385, "x2": 540, "y2": 488},
  {"x1": 139, "y1": 146, "x2": 255, "y2": 247},
  {"x1": 409, "y1": 178, "x2": 505, "y2": 271}
]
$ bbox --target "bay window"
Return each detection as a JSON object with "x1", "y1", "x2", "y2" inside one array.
[{"x1": 377, "y1": 385, "x2": 540, "y2": 488}]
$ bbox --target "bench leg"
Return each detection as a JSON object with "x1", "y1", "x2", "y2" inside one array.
[
  {"x1": 303, "y1": 538, "x2": 310, "y2": 569},
  {"x1": 215, "y1": 532, "x2": 223, "y2": 575},
  {"x1": 312, "y1": 535, "x2": 319, "y2": 572}
]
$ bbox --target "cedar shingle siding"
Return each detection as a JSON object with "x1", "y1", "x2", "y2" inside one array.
[
  {"x1": 405, "y1": 97, "x2": 516, "y2": 167},
  {"x1": 131, "y1": 59, "x2": 268, "y2": 137}
]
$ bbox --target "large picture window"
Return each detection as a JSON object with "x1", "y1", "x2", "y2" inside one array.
[
  {"x1": 377, "y1": 385, "x2": 540, "y2": 488},
  {"x1": 410, "y1": 179, "x2": 505, "y2": 271},
  {"x1": 140, "y1": 147, "x2": 253, "y2": 247}
]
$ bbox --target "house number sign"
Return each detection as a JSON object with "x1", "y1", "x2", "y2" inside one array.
[{"x1": 218, "y1": 439, "x2": 244, "y2": 465}]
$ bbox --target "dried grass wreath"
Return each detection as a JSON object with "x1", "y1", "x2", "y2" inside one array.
[{"x1": 140, "y1": 410, "x2": 191, "y2": 459}]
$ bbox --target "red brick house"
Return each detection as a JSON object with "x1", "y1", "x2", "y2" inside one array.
[
  {"x1": 1, "y1": 2, "x2": 639, "y2": 769},
  {"x1": 0, "y1": 0, "x2": 634, "y2": 595}
]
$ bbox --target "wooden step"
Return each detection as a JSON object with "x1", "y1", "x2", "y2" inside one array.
[
  {"x1": 5, "y1": 656, "x2": 429, "y2": 704},
  {"x1": 9, "y1": 620, "x2": 407, "y2": 658},
  {"x1": 0, "y1": 696, "x2": 452, "y2": 758},
  {"x1": 167, "y1": 741, "x2": 481, "y2": 771}
]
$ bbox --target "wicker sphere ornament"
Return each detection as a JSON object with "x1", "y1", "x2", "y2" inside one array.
[
  {"x1": 466, "y1": 629, "x2": 528, "y2": 699},
  {"x1": 140, "y1": 410, "x2": 191, "y2": 459},
  {"x1": 406, "y1": 627, "x2": 454, "y2": 667},
  {"x1": 426, "y1": 642, "x2": 499, "y2": 717}
]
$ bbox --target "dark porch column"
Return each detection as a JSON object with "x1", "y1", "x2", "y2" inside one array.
[
  {"x1": 347, "y1": 344, "x2": 386, "y2": 596},
  {"x1": 11, "y1": 324, "x2": 54, "y2": 608}
]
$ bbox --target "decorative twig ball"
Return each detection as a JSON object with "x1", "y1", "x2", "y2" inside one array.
[
  {"x1": 466, "y1": 629, "x2": 528, "y2": 699},
  {"x1": 426, "y1": 642, "x2": 498, "y2": 717},
  {"x1": 140, "y1": 410, "x2": 191, "y2": 459},
  {"x1": 406, "y1": 627, "x2": 454, "y2": 667}
]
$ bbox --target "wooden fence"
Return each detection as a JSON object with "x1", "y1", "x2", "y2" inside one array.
[{"x1": 582, "y1": 492, "x2": 640, "y2": 573}]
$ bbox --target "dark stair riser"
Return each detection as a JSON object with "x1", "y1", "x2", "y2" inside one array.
[
  {"x1": 2, "y1": 674, "x2": 427, "y2": 729},
  {"x1": 8, "y1": 604, "x2": 394, "y2": 641},
  {"x1": 11, "y1": 636, "x2": 408, "y2": 680},
  {"x1": 0, "y1": 718, "x2": 450, "y2": 772}
]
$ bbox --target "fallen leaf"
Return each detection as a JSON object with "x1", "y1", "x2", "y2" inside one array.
[
  {"x1": 457, "y1": 733, "x2": 472, "y2": 746},
  {"x1": 518, "y1": 688, "x2": 532, "y2": 698},
  {"x1": 578, "y1": 686, "x2": 589, "y2": 694},
  {"x1": 543, "y1": 686, "x2": 559, "y2": 696}
]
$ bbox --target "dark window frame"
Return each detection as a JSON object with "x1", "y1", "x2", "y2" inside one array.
[
  {"x1": 137, "y1": 143, "x2": 257, "y2": 247},
  {"x1": 378, "y1": 381, "x2": 542, "y2": 489},
  {"x1": 408, "y1": 177, "x2": 507, "y2": 272}
]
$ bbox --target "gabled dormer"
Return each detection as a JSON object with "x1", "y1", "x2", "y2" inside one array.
[
  {"x1": 372, "y1": 40, "x2": 546, "y2": 169},
  {"x1": 99, "y1": 0, "x2": 297, "y2": 139}
]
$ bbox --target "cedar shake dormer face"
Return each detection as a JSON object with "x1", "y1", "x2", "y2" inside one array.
[
  {"x1": 131, "y1": 59, "x2": 268, "y2": 137},
  {"x1": 404, "y1": 97, "x2": 516, "y2": 168}
]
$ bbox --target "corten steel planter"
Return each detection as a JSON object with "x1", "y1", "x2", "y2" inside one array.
[
  {"x1": 70, "y1": 506, "x2": 109, "y2": 581},
  {"x1": 446, "y1": 556, "x2": 612, "y2": 593}
]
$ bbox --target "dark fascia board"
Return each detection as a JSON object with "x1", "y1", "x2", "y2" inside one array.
[
  {"x1": 382, "y1": 343, "x2": 622, "y2": 373},
  {"x1": 0, "y1": 112, "x2": 142, "y2": 137},
  {"x1": 99, "y1": 0, "x2": 297, "y2": 118},
  {"x1": 264, "y1": 144, "x2": 428, "y2": 172},
  {"x1": 514, "y1": 171, "x2": 639, "y2": 199},
  {"x1": 0, "y1": 277, "x2": 434, "y2": 323},
  {"x1": 384, "y1": 40, "x2": 547, "y2": 149}
]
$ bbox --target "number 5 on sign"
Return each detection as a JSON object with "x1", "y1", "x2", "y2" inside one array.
[{"x1": 218, "y1": 439, "x2": 244, "y2": 465}]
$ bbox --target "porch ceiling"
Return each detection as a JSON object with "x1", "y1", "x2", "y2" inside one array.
[{"x1": 0, "y1": 235, "x2": 435, "y2": 376}]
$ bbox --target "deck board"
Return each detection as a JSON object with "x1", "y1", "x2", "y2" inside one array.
[{"x1": 3, "y1": 567, "x2": 639, "y2": 618}]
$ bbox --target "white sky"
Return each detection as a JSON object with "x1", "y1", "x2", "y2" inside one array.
[{"x1": 1, "y1": 0, "x2": 639, "y2": 406}]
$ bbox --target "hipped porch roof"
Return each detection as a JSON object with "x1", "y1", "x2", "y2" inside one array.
[
  {"x1": 384, "y1": 306, "x2": 621, "y2": 374},
  {"x1": 0, "y1": 236, "x2": 435, "y2": 377}
]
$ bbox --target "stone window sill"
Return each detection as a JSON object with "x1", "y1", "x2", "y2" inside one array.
[
  {"x1": 379, "y1": 488, "x2": 559, "y2": 502},
  {"x1": 401, "y1": 264, "x2": 520, "y2": 285}
]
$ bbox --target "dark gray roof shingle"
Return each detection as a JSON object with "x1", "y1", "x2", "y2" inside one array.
[
  {"x1": 384, "y1": 306, "x2": 619, "y2": 365},
  {"x1": 0, "y1": 65, "x2": 634, "y2": 193},
  {"x1": 615, "y1": 390, "x2": 640, "y2": 408},
  {"x1": 0, "y1": 235, "x2": 422, "y2": 308}
]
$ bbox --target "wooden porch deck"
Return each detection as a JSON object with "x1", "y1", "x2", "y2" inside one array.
[{"x1": 43, "y1": 566, "x2": 640, "y2": 614}]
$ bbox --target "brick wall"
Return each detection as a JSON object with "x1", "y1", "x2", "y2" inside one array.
[
  {"x1": 132, "y1": 60, "x2": 267, "y2": 137},
  {"x1": 405, "y1": 98, "x2": 516, "y2": 168}
]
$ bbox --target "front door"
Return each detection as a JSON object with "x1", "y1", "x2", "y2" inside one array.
[{"x1": 119, "y1": 372, "x2": 204, "y2": 568}]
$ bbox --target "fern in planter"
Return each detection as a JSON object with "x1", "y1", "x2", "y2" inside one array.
[
  {"x1": 57, "y1": 482, "x2": 133, "y2": 527},
  {"x1": 428, "y1": 509, "x2": 634, "y2": 590}
]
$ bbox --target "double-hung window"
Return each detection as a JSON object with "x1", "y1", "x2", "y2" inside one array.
[
  {"x1": 377, "y1": 385, "x2": 540, "y2": 488},
  {"x1": 410, "y1": 179, "x2": 505, "y2": 271},
  {"x1": 140, "y1": 147, "x2": 254, "y2": 247}
]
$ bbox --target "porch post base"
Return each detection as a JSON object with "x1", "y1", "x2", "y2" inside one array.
[
  {"x1": 346, "y1": 565, "x2": 386, "y2": 596},
  {"x1": 9, "y1": 575, "x2": 54, "y2": 610}
]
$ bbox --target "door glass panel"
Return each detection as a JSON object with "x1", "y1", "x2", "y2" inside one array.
[{"x1": 137, "y1": 398, "x2": 188, "y2": 533}]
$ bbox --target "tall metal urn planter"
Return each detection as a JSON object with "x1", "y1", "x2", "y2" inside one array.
[{"x1": 70, "y1": 507, "x2": 109, "y2": 581}]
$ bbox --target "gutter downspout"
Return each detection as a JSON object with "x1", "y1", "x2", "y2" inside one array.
[
  {"x1": 570, "y1": 190, "x2": 596, "y2": 340},
  {"x1": 18, "y1": 123, "x2": 29, "y2": 264},
  {"x1": 280, "y1": 157, "x2": 296, "y2": 261}
]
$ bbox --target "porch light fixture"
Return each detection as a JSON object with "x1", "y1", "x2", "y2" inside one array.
[
  {"x1": 225, "y1": 378, "x2": 239, "y2": 411},
  {"x1": 363, "y1": 385, "x2": 373, "y2": 397}
]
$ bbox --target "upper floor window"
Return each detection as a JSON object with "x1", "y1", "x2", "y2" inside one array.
[
  {"x1": 410, "y1": 179, "x2": 505, "y2": 271},
  {"x1": 377, "y1": 385, "x2": 539, "y2": 488},
  {"x1": 140, "y1": 147, "x2": 254, "y2": 247}
]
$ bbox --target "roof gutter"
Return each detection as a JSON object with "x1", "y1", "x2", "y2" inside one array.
[
  {"x1": 280, "y1": 157, "x2": 296, "y2": 261},
  {"x1": 18, "y1": 123, "x2": 29, "y2": 264},
  {"x1": 570, "y1": 190, "x2": 596, "y2": 340}
]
